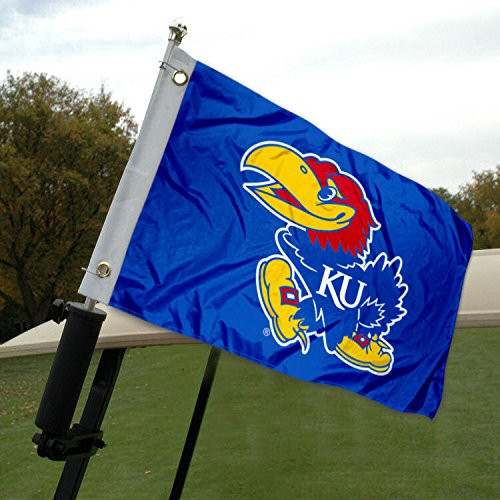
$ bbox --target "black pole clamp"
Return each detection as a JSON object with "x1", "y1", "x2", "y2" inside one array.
[
  {"x1": 32, "y1": 424, "x2": 106, "y2": 461},
  {"x1": 50, "y1": 299, "x2": 69, "y2": 324}
]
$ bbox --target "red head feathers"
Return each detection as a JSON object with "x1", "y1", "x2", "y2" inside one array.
[{"x1": 305, "y1": 157, "x2": 379, "y2": 256}]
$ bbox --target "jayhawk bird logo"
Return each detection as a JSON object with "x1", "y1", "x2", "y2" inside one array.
[{"x1": 241, "y1": 142, "x2": 408, "y2": 375}]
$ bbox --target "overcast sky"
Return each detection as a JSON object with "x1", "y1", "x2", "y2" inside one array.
[{"x1": 1, "y1": 0, "x2": 499, "y2": 191}]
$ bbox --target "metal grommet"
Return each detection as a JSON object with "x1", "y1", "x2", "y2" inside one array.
[
  {"x1": 96, "y1": 262, "x2": 111, "y2": 278},
  {"x1": 172, "y1": 70, "x2": 188, "y2": 86}
]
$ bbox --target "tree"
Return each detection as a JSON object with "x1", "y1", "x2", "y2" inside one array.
[
  {"x1": 432, "y1": 166, "x2": 500, "y2": 250},
  {"x1": 0, "y1": 72, "x2": 137, "y2": 341},
  {"x1": 431, "y1": 187, "x2": 457, "y2": 207}
]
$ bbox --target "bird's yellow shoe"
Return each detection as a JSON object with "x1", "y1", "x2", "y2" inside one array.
[
  {"x1": 258, "y1": 257, "x2": 309, "y2": 351},
  {"x1": 335, "y1": 333, "x2": 392, "y2": 374}
]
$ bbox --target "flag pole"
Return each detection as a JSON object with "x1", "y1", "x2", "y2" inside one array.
[
  {"x1": 32, "y1": 22, "x2": 189, "y2": 498},
  {"x1": 33, "y1": 298, "x2": 106, "y2": 442}
]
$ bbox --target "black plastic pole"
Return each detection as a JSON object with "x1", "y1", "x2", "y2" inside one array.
[
  {"x1": 35, "y1": 302, "x2": 106, "y2": 436},
  {"x1": 169, "y1": 347, "x2": 221, "y2": 500}
]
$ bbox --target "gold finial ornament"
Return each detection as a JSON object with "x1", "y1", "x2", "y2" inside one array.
[{"x1": 169, "y1": 21, "x2": 188, "y2": 45}]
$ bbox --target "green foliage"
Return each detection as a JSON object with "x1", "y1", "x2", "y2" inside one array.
[
  {"x1": 0, "y1": 72, "x2": 137, "y2": 339},
  {"x1": 432, "y1": 166, "x2": 500, "y2": 250}
]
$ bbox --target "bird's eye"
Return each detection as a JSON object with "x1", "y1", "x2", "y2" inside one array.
[{"x1": 318, "y1": 186, "x2": 337, "y2": 202}]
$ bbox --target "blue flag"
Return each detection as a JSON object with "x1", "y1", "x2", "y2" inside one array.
[{"x1": 81, "y1": 47, "x2": 472, "y2": 418}]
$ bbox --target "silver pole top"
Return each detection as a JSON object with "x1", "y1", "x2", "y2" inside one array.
[{"x1": 169, "y1": 21, "x2": 188, "y2": 45}]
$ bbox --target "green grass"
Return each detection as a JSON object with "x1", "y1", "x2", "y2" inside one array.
[{"x1": 1, "y1": 328, "x2": 499, "y2": 499}]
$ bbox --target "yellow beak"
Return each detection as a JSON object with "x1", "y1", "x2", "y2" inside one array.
[{"x1": 242, "y1": 144, "x2": 355, "y2": 231}]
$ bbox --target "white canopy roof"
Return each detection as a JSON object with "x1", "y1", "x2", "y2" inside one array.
[
  {"x1": 0, "y1": 305, "x2": 199, "y2": 359},
  {"x1": 456, "y1": 248, "x2": 500, "y2": 328}
]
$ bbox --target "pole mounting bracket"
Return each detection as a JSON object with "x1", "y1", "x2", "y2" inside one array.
[{"x1": 33, "y1": 424, "x2": 106, "y2": 462}]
